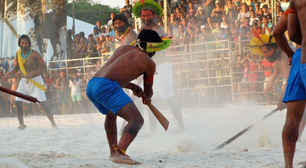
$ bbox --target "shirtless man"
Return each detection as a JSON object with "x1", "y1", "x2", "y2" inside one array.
[
  {"x1": 273, "y1": 6, "x2": 306, "y2": 168},
  {"x1": 134, "y1": 0, "x2": 185, "y2": 131},
  {"x1": 248, "y1": 32, "x2": 290, "y2": 110},
  {"x1": 113, "y1": 13, "x2": 143, "y2": 134},
  {"x1": 264, "y1": 42, "x2": 291, "y2": 110},
  {"x1": 113, "y1": 14, "x2": 137, "y2": 45},
  {"x1": 2, "y1": 35, "x2": 57, "y2": 129},
  {"x1": 86, "y1": 29, "x2": 170, "y2": 165}
]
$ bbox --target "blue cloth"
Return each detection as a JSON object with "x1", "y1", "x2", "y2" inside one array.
[
  {"x1": 86, "y1": 77, "x2": 133, "y2": 115},
  {"x1": 283, "y1": 48, "x2": 306, "y2": 102},
  {"x1": 301, "y1": 62, "x2": 306, "y2": 90}
]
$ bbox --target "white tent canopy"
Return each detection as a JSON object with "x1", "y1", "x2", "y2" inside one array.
[{"x1": 67, "y1": 16, "x2": 95, "y2": 38}]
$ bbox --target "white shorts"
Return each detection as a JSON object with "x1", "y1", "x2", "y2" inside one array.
[
  {"x1": 152, "y1": 62, "x2": 175, "y2": 100},
  {"x1": 16, "y1": 76, "x2": 46, "y2": 103}
]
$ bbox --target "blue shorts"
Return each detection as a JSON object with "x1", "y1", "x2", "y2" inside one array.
[
  {"x1": 86, "y1": 77, "x2": 133, "y2": 115},
  {"x1": 283, "y1": 48, "x2": 306, "y2": 102},
  {"x1": 301, "y1": 61, "x2": 306, "y2": 90}
]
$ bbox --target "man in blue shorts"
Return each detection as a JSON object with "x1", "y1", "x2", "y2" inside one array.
[
  {"x1": 86, "y1": 29, "x2": 171, "y2": 165},
  {"x1": 273, "y1": 8, "x2": 306, "y2": 168}
]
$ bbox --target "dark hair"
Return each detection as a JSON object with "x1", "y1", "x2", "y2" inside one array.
[
  {"x1": 112, "y1": 14, "x2": 129, "y2": 26},
  {"x1": 18, "y1": 35, "x2": 31, "y2": 47},
  {"x1": 138, "y1": 29, "x2": 162, "y2": 43},
  {"x1": 79, "y1": 32, "x2": 85, "y2": 37},
  {"x1": 137, "y1": 29, "x2": 162, "y2": 51}
]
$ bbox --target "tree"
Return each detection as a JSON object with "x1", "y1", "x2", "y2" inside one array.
[{"x1": 67, "y1": 1, "x2": 119, "y2": 26}]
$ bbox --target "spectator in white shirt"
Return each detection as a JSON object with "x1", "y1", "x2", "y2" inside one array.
[{"x1": 69, "y1": 72, "x2": 83, "y2": 113}]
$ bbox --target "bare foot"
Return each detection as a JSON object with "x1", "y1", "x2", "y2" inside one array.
[
  {"x1": 52, "y1": 124, "x2": 59, "y2": 129},
  {"x1": 109, "y1": 152, "x2": 141, "y2": 165},
  {"x1": 18, "y1": 124, "x2": 27, "y2": 130}
]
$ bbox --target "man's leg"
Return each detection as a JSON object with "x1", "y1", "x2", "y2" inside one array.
[
  {"x1": 15, "y1": 101, "x2": 26, "y2": 129},
  {"x1": 298, "y1": 109, "x2": 306, "y2": 141},
  {"x1": 40, "y1": 101, "x2": 57, "y2": 128},
  {"x1": 107, "y1": 102, "x2": 143, "y2": 165},
  {"x1": 165, "y1": 97, "x2": 185, "y2": 130},
  {"x1": 282, "y1": 100, "x2": 306, "y2": 168},
  {"x1": 105, "y1": 111, "x2": 118, "y2": 155},
  {"x1": 263, "y1": 82, "x2": 272, "y2": 105}
]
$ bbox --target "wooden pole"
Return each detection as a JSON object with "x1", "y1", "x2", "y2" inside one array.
[{"x1": 0, "y1": 86, "x2": 40, "y2": 103}]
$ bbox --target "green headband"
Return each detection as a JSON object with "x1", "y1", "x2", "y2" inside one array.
[{"x1": 130, "y1": 36, "x2": 171, "y2": 53}]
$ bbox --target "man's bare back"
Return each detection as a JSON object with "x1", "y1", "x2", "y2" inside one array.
[{"x1": 94, "y1": 45, "x2": 156, "y2": 87}]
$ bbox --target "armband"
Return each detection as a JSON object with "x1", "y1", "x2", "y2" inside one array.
[
  {"x1": 144, "y1": 75, "x2": 153, "y2": 82},
  {"x1": 288, "y1": 7, "x2": 296, "y2": 14}
]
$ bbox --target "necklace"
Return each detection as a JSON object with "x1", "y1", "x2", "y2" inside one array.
[
  {"x1": 121, "y1": 27, "x2": 130, "y2": 45},
  {"x1": 18, "y1": 49, "x2": 32, "y2": 64}
]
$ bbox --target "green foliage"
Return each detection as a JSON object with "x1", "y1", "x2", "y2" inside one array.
[{"x1": 67, "y1": 1, "x2": 120, "y2": 25}]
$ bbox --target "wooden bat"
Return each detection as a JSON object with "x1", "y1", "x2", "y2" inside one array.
[
  {"x1": 0, "y1": 86, "x2": 40, "y2": 103},
  {"x1": 147, "y1": 103, "x2": 169, "y2": 131}
]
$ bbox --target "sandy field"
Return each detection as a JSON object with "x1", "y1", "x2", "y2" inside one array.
[{"x1": 1, "y1": 104, "x2": 306, "y2": 168}]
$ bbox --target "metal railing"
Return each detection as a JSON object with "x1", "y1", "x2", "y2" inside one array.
[{"x1": 48, "y1": 40, "x2": 280, "y2": 109}]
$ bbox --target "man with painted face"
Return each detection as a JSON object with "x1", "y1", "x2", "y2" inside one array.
[
  {"x1": 113, "y1": 14, "x2": 137, "y2": 45},
  {"x1": 133, "y1": 0, "x2": 185, "y2": 132},
  {"x1": 86, "y1": 29, "x2": 171, "y2": 165},
  {"x1": 2, "y1": 35, "x2": 57, "y2": 129},
  {"x1": 249, "y1": 34, "x2": 290, "y2": 111}
]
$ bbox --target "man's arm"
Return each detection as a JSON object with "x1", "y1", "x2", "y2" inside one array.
[
  {"x1": 143, "y1": 62, "x2": 156, "y2": 102},
  {"x1": 273, "y1": 12, "x2": 294, "y2": 64},
  {"x1": 53, "y1": 78, "x2": 62, "y2": 89},
  {"x1": 288, "y1": 13, "x2": 302, "y2": 44},
  {"x1": 125, "y1": 83, "x2": 143, "y2": 97}
]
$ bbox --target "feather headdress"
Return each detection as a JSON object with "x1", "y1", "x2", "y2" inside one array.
[
  {"x1": 248, "y1": 31, "x2": 276, "y2": 56},
  {"x1": 132, "y1": 0, "x2": 163, "y2": 17}
]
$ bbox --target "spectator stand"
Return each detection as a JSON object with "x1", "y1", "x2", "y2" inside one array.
[{"x1": 48, "y1": 38, "x2": 282, "y2": 110}]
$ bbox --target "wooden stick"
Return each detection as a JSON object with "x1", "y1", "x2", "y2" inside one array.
[
  {"x1": 0, "y1": 86, "x2": 40, "y2": 103},
  {"x1": 214, "y1": 108, "x2": 279, "y2": 150},
  {"x1": 147, "y1": 103, "x2": 169, "y2": 131}
]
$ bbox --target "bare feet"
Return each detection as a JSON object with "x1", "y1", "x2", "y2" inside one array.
[
  {"x1": 18, "y1": 124, "x2": 27, "y2": 130},
  {"x1": 52, "y1": 124, "x2": 59, "y2": 129},
  {"x1": 109, "y1": 151, "x2": 141, "y2": 165}
]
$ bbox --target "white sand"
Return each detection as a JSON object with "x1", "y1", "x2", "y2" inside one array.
[{"x1": 1, "y1": 104, "x2": 306, "y2": 168}]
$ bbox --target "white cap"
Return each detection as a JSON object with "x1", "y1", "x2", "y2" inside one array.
[{"x1": 200, "y1": 25, "x2": 206, "y2": 29}]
